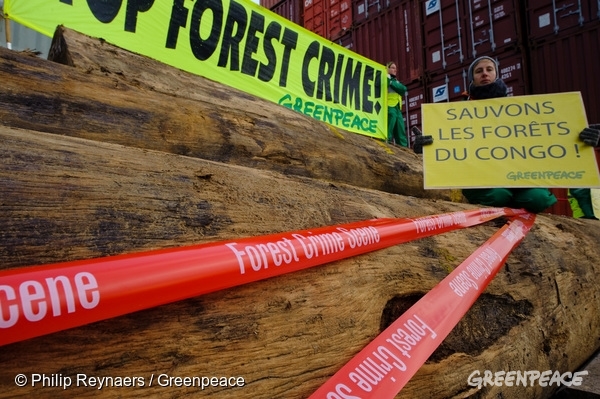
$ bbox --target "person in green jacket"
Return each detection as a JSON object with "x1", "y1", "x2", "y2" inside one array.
[
  {"x1": 417, "y1": 56, "x2": 600, "y2": 214},
  {"x1": 386, "y1": 61, "x2": 408, "y2": 147},
  {"x1": 459, "y1": 56, "x2": 558, "y2": 213},
  {"x1": 416, "y1": 56, "x2": 557, "y2": 213}
]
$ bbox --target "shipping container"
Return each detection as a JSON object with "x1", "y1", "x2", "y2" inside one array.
[
  {"x1": 328, "y1": 0, "x2": 353, "y2": 40},
  {"x1": 352, "y1": 0, "x2": 423, "y2": 83},
  {"x1": 525, "y1": 0, "x2": 593, "y2": 41},
  {"x1": 304, "y1": 0, "x2": 353, "y2": 40},
  {"x1": 422, "y1": 0, "x2": 468, "y2": 73},
  {"x1": 528, "y1": 24, "x2": 600, "y2": 124},
  {"x1": 547, "y1": 188, "x2": 573, "y2": 216},
  {"x1": 353, "y1": 0, "x2": 384, "y2": 24},
  {"x1": 426, "y1": 64, "x2": 469, "y2": 103},
  {"x1": 404, "y1": 80, "x2": 426, "y2": 144},
  {"x1": 464, "y1": 0, "x2": 522, "y2": 58},
  {"x1": 304, "y1": 0, "x2": 327, "y2": 37},
  {"x1": 335, "y1": 31, "x2": 354, "y2": 49},
  {"x1": 591, "y1": 0, "x2": 600, "y2": 20},
  {"x1": 260, "y1": 0, "x2": 283, "y2": 12},
  {"x1": 271, "y1": 0, "x2": 304, "y2": 26},
  {"x1": 495, "y1": 50, "x2": 528, "y2": 96}
]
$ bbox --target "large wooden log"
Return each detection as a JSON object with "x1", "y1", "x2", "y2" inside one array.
[
  {"x1": 0, "y1": 27, "x2": 456, "y2": 202},
  {"x1": 1, "y1": 126, "x2": 599, "y2": 398}
]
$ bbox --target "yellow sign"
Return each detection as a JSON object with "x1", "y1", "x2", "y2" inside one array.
[
  {"x1": 4, "y1": 0, "x2": 387, "y2": 139},
  {"x1": 422, "y1": 92, "x2": 600, "y2": 188}
]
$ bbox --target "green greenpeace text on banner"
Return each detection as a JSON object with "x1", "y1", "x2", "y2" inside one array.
[{"x1": 4, "y1": 0, "x2": 387, "y2": 139}]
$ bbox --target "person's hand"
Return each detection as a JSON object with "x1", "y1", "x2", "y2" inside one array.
[
  {"x1": 411, "y1": 126, "x2": 433, "y2": 154},
  {"x1": 579, "y1": 124, "x2": 600, "y2": 147}
]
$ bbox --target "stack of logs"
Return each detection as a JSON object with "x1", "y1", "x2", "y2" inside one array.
[{"x1": 0, "y1": 27, "x2": 599, "y2": 399}]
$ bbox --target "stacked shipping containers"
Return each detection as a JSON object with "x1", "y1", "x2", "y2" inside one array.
[
  {"x1": 271, "y1": 0, "x2": 304, "y2": 25},
  {"x1": 303, "y1": 0, "x2": 353, "y2": 40},
  {"x1": 422, "y1": 0, "x2": 526, "y2": 114},
  {"x1": 351, "y1": 0, "x2": 423, "y2": 84},
  {"x1": 262, "y1": 0, "x2": 600, "y2": 215}
]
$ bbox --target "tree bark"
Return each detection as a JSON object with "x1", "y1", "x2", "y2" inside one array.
[{"x1": 1, "y1": 125, "x2": 599, "y2": 399}]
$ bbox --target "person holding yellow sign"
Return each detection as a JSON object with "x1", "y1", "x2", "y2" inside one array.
[
  {"x1": 419, "y1": 56, "x2": 557, "y2": 213},
  {"x1": 459, "y1": 56, "x2": 558, "y2": 213},
  {"x1": 386, "y1": 62, "x2": 408, "y2": 147},
  {"x1": 418, "y1": 56, "x2": 600, "y2": 214},
  {"x1": 579, "y1": 124, "x2": 600, "y2": 147}
]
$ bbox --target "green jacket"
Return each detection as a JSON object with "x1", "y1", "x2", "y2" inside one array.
[{"x1": 387, "y1": 75, "x2": 407, "y2": 108}]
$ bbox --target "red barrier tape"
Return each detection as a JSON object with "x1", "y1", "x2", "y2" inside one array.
[
  {"x1": 0, "y1": 207, "x2": 527, "y2": 346},
  {"x1": 308, "y1": 212, "x2": 536, "y2": 398}
]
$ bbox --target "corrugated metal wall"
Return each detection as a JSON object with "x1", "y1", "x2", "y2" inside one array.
[
  {"x1": 528, "y1": 25, "x2": 600, "y2": 125},
  {"x1": 260, "y1": 0, "x2": 283, "y2": 11},
  {"x1": 328, "y1": 0, "x2": 353, "y2": 40},
  {"x1": 422, "y1": 0, "x2": 467, "y2": 73},
  {"x1": 525, "y1": 0, "x2": 592, "y2": 40},
  {"x1": 352, "y1": 0, "x2": 423, "y2": 84},
  {"x1": 1, "y1": 2, "x2": 52, "y2": 58},
  {"x1": 304, "y1": 0, "x2": 328, "y2": 37},
  {"x1": 270, "y1": 0, "x2": 304, "y2": 26}
]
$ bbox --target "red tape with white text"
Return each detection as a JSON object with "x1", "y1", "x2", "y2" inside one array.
[
  {"x1": 0, "y1": 207, "x2": 527, "y2": 346},
  {"x1": 308, "y1": 212, "x2": 536, "y2": 398}
]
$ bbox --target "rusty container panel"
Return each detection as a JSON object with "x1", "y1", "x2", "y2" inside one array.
[
  {"x1": 495, "y1": 50, "x2": 528, "y2": 97},
  {"x1": 464, "y1": 0, "x2": 522, "y2": 58},
  {"x1": 528, "y1": 25, "x2": 600, "y2": 124},
  {"x1": 352, "y1": 0, "x2": 407, "y2": 24},
  {"x1": 304, "y1": 0, "x2": 328, "y2": 37},
  {"x1": 335, "y1": 31, "x2": 355, "y2": 50},
  {"x1": 404, "y1": 80, "x2": 427, "y2": 145},
  {"x1": 423, "y1": 0, "x2": 468, "y2": 74},
  {"x1": 271, "y1": 0, "x2": 304, "y2": 26},
  {"x1": 426, "y1": 65, "x2": 469, "y2": 103},
  {"x1": 547, "y1": 188, "x2": 573, "y2": 216},
  {"x1": 352, "y1": 0, "x2": 424, "y2": 83},
  {"x1": 353, "y1": 0, "x2": 383, "y2": 24},
  {"x1": 328, "y1": 0, "x2": 353, "y2": 40},
  {"x1": 592, "y1": 0, "x2": 600, "y2": 21},
  {"x1": 260, "y1": 0, "x2": 282, "y2": 11},
  {"x1": 525, "y1": 0, "x2": 593, "y2": 41}
]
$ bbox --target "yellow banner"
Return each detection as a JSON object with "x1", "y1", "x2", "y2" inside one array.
[
  {"x1": 422, "y1": 92, "x2": 600, "y2": 188},
  {"x1": 4, "y1": 0, "x2": 386, "y2": 139}
]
